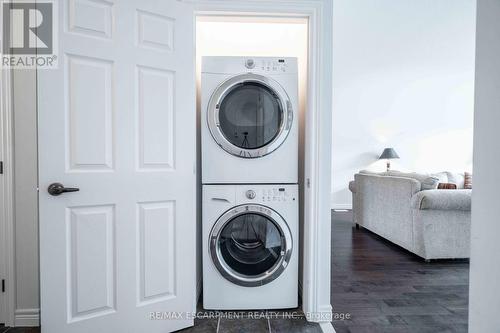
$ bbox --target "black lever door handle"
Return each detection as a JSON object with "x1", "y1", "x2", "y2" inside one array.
[{"x1": 48, "y1": 183, "x2": 80, "y2": 196}]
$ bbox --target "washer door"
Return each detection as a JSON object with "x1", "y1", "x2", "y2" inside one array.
[
  {"x1": 207, "y1": 73, "x2": 293, "y2": 158},
  {"x1": 209, "y1": 204, "x2": 293, "y2": 287}
]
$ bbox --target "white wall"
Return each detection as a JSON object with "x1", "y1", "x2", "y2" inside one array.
[
  {"x1": 12, "y1": 69, "x2": 40, "y2": 326},
  {"x1": 469, "y1": 0, "x2": 500, "y2": 331},
  {"x1": 332, "y1": 0, "x2": 477, "y2": 208}
]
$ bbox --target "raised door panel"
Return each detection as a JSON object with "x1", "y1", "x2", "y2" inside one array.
[
  {"x1": 66, "y1": 55, "x2": 114, "y2": 172},
  {"x1": 67, "y1": 205, "x2": 116, "y2": 322},
  {"x1": 68, "y1": 0, "x2": 114, "y2": 39},
  {"x1": 137, "y1": 10, "x2": 175, "y2": 51},
  {"x1": 137, "y1": 201, "x2": 176, "y2": 306},
  {"x1": 137, "y1": 66, "x2": 175, "y2": 171}
]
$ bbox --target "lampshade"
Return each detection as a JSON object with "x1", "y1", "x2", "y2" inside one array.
[{"x1": 379, "y1": 148, "x2": 400, "y2": 160}]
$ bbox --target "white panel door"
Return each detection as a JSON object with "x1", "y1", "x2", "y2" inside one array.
[{"x1": 38, "y1": 1, "x2": 196, "y2": 332}]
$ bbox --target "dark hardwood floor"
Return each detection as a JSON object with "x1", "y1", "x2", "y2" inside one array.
[
  {"x1": 0, "y1": 327, "x2": 40, "y2": 333},
  {"x1": 331, "y1": 211, "x2": 469, "y2": 333},
  {"x1": 2, "y1": 211, "x2": 469, "y2": 333}
]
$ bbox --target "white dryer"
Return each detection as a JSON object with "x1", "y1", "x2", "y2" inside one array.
[
  {"x1": 202, "y1": 184, "x2": 298, "y2": 310},
  {"x1": 201, "y1": 56, "x2": 298, "y2": 184}
]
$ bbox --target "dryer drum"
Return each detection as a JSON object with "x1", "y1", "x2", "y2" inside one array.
[{"x1": 218, "y1": 82, "x2": 282, "y2": 150}]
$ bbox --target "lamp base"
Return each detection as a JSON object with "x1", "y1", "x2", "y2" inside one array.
[{"x1": 386, "y1": 161, "x2": 391, "y2": 172}]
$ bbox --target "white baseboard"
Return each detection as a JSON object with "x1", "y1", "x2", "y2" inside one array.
[
  {"x1": 319, "y1": 322, "x2": 336, "y2": 333},
  {"x1": 306, "y1": 303, "x2": 333, "y2": 323},
  {"x1": 331, "y1": 203, "x2": 352, "y2": 210},
  {"x1": 14, "y1": 308, "x2": 39, "y2": 327}
]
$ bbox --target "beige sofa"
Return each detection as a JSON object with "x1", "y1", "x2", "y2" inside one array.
[{"x1": 349, "y1": 171, "x2": 471, "y2": 260}]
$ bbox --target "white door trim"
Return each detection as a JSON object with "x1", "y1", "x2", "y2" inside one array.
[
  {"x1": 189, "y1": 0, "x2": 333, "y2": 330},
  {"x1": 0, "y1": 67, "x2": 16, "y2": 327}
]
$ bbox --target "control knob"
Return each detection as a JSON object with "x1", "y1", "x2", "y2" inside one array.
[
  {"x1": 246, "y1": 190, "x2": 256, "y2": 199},
  {"x1": 245, "y1": 58, "x2": 255, "y2": 69}
]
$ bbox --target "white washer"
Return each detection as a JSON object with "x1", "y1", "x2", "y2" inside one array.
[
  {"x1": 202, "y1": 184, "x2": 298, "y2": 310},
  {"x1": 201, "y1": 56, "x2": 299, "y2": 184}
]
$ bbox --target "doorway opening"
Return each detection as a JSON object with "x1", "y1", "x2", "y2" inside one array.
[{"x1": 195, "y1": 14, "x2": 314, "y2": 329}]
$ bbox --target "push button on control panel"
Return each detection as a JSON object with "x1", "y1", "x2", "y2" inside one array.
[
  {"x1": 259, "y1": 59, "x2": 287, "y2": 72},
  {"x1": 260, "y1": 188, "x2": 292, "y2": 201}
]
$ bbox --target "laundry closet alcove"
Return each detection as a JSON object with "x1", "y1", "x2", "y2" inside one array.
[{"x1": 193, "y1": 2, "x2": 333, "y2": 331}]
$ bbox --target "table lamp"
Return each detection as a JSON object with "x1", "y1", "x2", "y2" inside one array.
[{"x1": 379, "y1": 148, "x2": 399, "y2": 171}]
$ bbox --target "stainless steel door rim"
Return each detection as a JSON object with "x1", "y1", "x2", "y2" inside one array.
[
  {"x1": 207, "y1": 73, "x2": 293, "y2": 158},
  {"x1": 209, "y1": 204, "x2": 293, "y2": 287}
]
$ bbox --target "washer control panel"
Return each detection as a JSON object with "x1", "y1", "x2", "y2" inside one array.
[
  {"x1": 234, "y1": 185, "x2": 298, "y2": 204},
  {"x1": 242, "y1": 187, "x2": 296, "y2": 202},
  {"x1": 261, "y1": 187, "x2": 292, "y2": 202}
]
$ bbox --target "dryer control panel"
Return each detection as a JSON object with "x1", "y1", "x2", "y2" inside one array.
[
  {"x1": 202, "y1": 56, "x2": 298, "y2": 75},
  {"x1": 256, "y1": 58, "x2": 289, "y2": 73}
]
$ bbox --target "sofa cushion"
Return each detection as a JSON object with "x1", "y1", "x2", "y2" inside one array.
[
  {"x1": 411, "y1": 189, "x2": 471, "y2": 211},
  {"x1": 385, "y1": 171, "x2": 440, "y2": 190},
  {"x1": 359, "y1": 169, "x2": 384, "y2": 175},
  {"x1": 358, "y1": 170, "x2": 458, "y2": 190}
]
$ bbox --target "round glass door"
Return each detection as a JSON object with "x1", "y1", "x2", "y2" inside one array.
[
  {"x1": 219, "y1": 82, "x2": 282, "y2": 150},
  {"x1": 207, "y1": 73, "x2": 293, "y2": 158},
  {"x1": 209, "y1": 205, "x2": 292, "y2": 287}
]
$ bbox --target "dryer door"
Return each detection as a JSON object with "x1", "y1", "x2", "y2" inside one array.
[
  {"x1": 207, "y1": 74, "x2": 293, "y2": 158},
  {"x1": 209, "y1": 204, "x2": 292, "y2": 287}
]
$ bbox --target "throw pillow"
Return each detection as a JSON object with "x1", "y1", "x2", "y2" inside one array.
[
  {"x1": 420, "y1": 176, "x2": 440, "y2": 190},
  {"x1": 446, "y1": 172, "x2": 466, "y2": 189},
  {"x1": 432, "y1": 172, "x2": 449, "y2": 184},
  {"x1": 438, "y1": 183, "x2": 457, "y2": 190},
  {"x1": 464, "y1": 172, "x2": 472, "y2": 189}
]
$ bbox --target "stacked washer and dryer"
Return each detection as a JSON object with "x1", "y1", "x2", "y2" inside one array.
[{"x1": 201, "y1": 56, "x2": 299, "y2": 309}]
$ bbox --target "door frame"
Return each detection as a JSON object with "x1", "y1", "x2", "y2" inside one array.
[
  {"x1": 0, "y1": 67, "x2": 16, "y2": 327},
  {"x1": 190, "y1": 1, "x2": 333, "y2": 331}
]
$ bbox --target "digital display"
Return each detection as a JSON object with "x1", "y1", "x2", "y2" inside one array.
[{"x1": 278, "y1": 59, "x2": 285, "y2": 63}]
